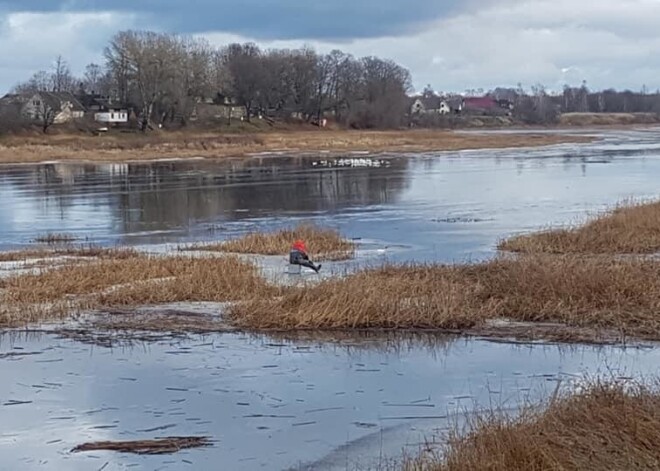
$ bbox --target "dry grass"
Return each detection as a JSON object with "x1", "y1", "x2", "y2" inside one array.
[
  {"x1": 228, "y1": 255, "x2": 660, "y2": 339},
  {"x1": 559, "y1": 112, "x2": 659, "y2": 126},
  {"x1": 0, "y1": 254, "x2": 278, "y2": 327},
  {"x1": 0, "y1": 129, "x2": 591, "y2": 164},
  {"x1": 500, "y1": 200, "x2": 660, "y2": 254},
  {"x1": 408, "y1": 382, "x2": 660, "y2": 471},
  {"x1": 198, "y1": 223, "x2": 355, "y2": 261},
  {"x1": 0, "y1": 246, "x2": 135, "y2": 262},
  {"x1": 72, "y1": 437, "x2": 211, "y2": 455}
]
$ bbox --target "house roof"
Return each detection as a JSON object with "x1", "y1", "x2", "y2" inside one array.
[
  {"x1": 35, "y1": 92, "x2": 86, "y2": 112},
  {"x1": 411, "y1": 94, "x2": 447, "y2": 110},
  {"x1": 77, "y1": 94, "x2": 128, "y2": 111},
  {"x1": 463, "y1": 97, "x2": 498, "y2": 109},
  {"x1": 0, "y1": 94, "x2": 26, "y2": 116},
  {"x1": 445, "y1": 97, "x2": 465, "y2": 109}
]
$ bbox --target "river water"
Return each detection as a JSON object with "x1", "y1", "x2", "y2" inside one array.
[{"x1": 1, "y1": 128, "x2": 660, "y2": 470}]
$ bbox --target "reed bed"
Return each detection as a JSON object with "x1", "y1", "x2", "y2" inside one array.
[
  {"x1": 72, "y1": 437, "x2": 211, "y2": 455},
  {"x1": 199, "y1": 223, "x2": 355, "y2": 261},
  {"x1": 0, "y1": 254, "x2": 278, "y2": 327},
  {"x1": 229, "y1": 255, "x2": 660, "y2": 338},
  {"x1": 33, "y1": 233, "x2": 77, "y2": 244},
  {"x1": 500, "y1": 200, "x2": 660, "y2": 254},
  {"x1": 407, "y1": 382, "x2": 660, "y2": 471},
  {"x1": 0, "y1": 246, "x2": 136, "y2": 262}
]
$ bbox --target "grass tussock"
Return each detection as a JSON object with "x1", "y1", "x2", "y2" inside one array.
[
  {"x1": 228, "y1": 255, "x2": 660, "y2": 338},
  {"x1": 200, "y1": 223, "x2": 355, "y2": 261},
  {"x1": 72, "y1": 437, "x2": 211, "y2": 455},
  {"x1": 0, "y1": 254, "x2": 278, "y2": 327},
  {"x1": 500, "y1": 200, "x2": 660, "y2": 254},
  {"x1": 408, "y1": 382, "x2": 660, "y2": 471}
]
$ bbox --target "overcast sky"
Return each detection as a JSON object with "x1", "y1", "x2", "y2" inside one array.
[{"x1": 2, "y1": 0, "x2": 660, "y2": 95}]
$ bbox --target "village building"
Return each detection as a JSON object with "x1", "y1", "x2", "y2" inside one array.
[
  {"x1": 21, "y1": 92, "x2": 85, "y2": 123},
  {"x1": 77, "y1": 94, "x2": 130, "y2": 125},
  {"x1": 410, "y1": 95, "x2": 451, "y2": 115}
]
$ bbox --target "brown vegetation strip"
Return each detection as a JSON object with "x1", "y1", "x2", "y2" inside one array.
[
  {"x1": 228, "y1": 255, "x2": 660, "y2": 339},
  {"x1": 197, "y1": 223, "x2": 355, "y2": 261},
  {"x1": 0, "y1": 130, "x2": 591, "y2": 164},
  {"x1": 407, "y1": 382, "x2": 660, "y2": 471},
  {"x1": 500, "y1": 200, "x2": 660, "y2": 254},
  {"x1": 72, "y1": 436, "x2": 211, "y2": 455},
  {"x1": 0, "y1": 254, "x2": 278, "y2": 327},
  {"x1": 0, "y1": 246, "x2": 136, "y2": 262}
]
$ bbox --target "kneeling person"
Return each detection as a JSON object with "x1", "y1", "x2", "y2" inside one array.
[{"x1": 290, "y1": 240, "x2": 321, "y2": 273}]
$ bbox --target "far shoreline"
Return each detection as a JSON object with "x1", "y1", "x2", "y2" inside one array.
[{"x1": 0, "y1": 128, "x2": 596, "y2": 165}]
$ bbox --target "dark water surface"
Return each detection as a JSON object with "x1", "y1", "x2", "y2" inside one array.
[{"x1": 2, "y1": 129, "x2": 660, "y2": 261}]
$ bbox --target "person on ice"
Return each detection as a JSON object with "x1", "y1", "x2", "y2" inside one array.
[{"x1": 289, "y1": 240, "x2": 321, "y2": 273}]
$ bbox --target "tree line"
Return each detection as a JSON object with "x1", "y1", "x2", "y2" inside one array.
[
  {"x1": 10, "y1": 30, "x2": 660, "y2": 129},
  {"x1": 13, "y1": 30, "x2": 412, "y2": 130},
  {"x1": 491, "y1": 83, "x2": 660, "y2": 124}
]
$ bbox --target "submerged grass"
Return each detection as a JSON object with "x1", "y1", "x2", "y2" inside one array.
[
  {"x1": 228, "y1": 255, "x2": 660, "y2": 339},
  {"x1": 73, "y1": 437, "x2": 212, "y2": 455},
  {"x1": 33, "y1": 233, "x2": 77, "y2": 244},
  {"x1": 500, "y1": 200, "x2": 660, "y2": 254},
  {"x1": 0, "y1": 254, "x2": 278, "y2": 327},
  {"x1": 197, "y1": 223, "x2": 355, "y2": 261},
  {"x1": 407, "y1": 382, "x2": 660, "y2": 471}
]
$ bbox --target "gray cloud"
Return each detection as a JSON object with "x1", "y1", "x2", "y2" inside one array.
[
  {"x1": 2, "y1": 0, "x2": 660, "y2": 94},
  {"x1": 0, "y1": 0, "x2": 462, "y2": 39}
]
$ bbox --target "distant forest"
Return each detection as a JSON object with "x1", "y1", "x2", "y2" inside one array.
[{"x1": 8, "y1": 30, "x2": 660, "y2": 129}]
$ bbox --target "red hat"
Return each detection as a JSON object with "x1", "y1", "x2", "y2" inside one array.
[{"x1": 292, "y1": 240, "x2": 306, "y2": 251}]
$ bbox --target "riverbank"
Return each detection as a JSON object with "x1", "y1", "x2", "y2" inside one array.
[
  {"x1": 0, "y1": 129, "x2": 592, "y2": 164},
  {"x1": 408, "y1": 381, "x2": 660, "y2": 471}
]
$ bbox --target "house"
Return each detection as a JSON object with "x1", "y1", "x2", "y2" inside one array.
[
  {"x1": 410, "y1": 95, "x2": 451, "y2": 115},
  {"x1": 21, "y1": 92, "x2": 85, "y2": 123},
  {"x1": 192, "y1": 93, "x2": 247, "y2": 122},
  {"x1": 445, "y1": 96, "x2": 465, "y2": 114},
  {"x1": 77, "y1": 94, "x2": 129, "y2": 125},
  {"x1": 462, "y1": 97, "x2": 500, "y2": 114},
  {"x1": 0, "y1": 94, "x2": 28, "y2": 119}
]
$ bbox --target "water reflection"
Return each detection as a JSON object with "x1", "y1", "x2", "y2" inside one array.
[
  {"x1": 2, "y1": 129, "x2": 660, "y2": 263},
  {"x1": 0, "y1": 157, "x2": 411, "y2": 247}
]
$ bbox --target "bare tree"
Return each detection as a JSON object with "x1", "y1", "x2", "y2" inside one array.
[
  {"x1": 51, "y1": 56, "x2": 75, "y2": 93},
  {"x1": 351, "y1": 57, "x2": 411, "y2": 128},
  {"x1": 83, "y1": 63, "x2": 104, "y2": 94},
  {"x1": 221, "y1": 43, "x2": 264, "y2": 122},
  {"x1": 34, "y1": 99, "x2": 57, "y2": 133},
  {"x1": 105, "y1": 31, "x2": 181, "y2": 131},
  {"x1": 12, "y1": 70, "x2": 51, "y2": 94}
]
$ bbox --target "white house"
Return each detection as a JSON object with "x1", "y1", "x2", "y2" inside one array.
[
  {"x1": 21, "y1": 92, "x2": 85, "y2": 124},
  {"x1": 77, "y1": 94, "x2": 130, "y2": 125},
  {"x1": 95, "y1": 109, "x2": 129, "y2": 124},
  {"x1": 410, "y1": 95, "x2": 451, "y2": 115}
]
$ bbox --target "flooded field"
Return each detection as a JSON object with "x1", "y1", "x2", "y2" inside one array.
[
  {"x1": 2, "y1": 128, "x2": 660, "y2": 469},
  {"x1": 1, "y1": 129, "x2": 660, "y2": 262},
  {"x1": 1, "y1": 331, "x2": 658, "y2": 470}
]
